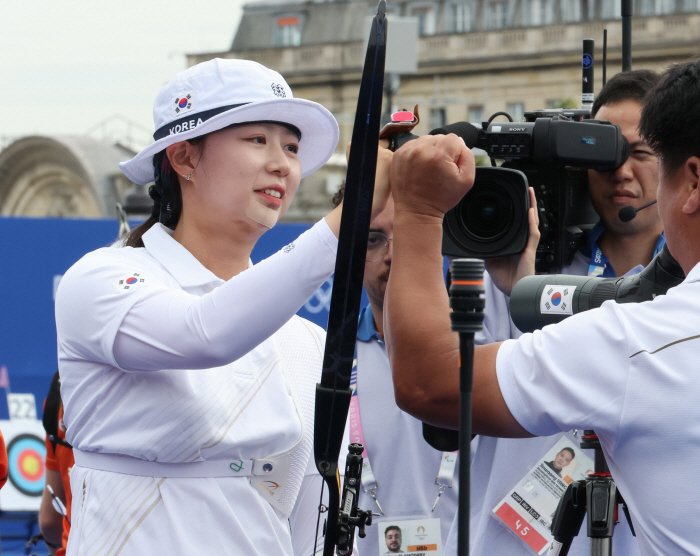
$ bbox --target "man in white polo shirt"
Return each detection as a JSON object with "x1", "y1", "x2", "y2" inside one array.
[
  {"x1": 330, "y1": 189, "x2": 458, "y2": 556},
  {"x1": 463, "y1": 70, "x2": 661, "y2": 556},
  {"x1": 385, "y1": 59, "x2": 700, "y2": 556}
]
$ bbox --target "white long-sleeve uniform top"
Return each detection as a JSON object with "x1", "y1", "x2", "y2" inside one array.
[{"x1": 55, "y1": 220, "x2": 338, "y2": 556}]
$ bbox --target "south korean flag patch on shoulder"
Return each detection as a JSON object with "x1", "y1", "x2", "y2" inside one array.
[
  {"x1": 113, "y1": 272, "x2": 147, "y2": 293},
  {"x1": 173, "y1": 92, "x2": 195, "y2": 116}
]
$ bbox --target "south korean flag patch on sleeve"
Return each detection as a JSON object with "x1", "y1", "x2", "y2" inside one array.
[{"x1": 113, "y1": 272, "x2": 147, "y2": 293}]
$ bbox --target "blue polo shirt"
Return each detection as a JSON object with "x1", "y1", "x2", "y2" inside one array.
[{"x1": 357, "y1": 305, "x2": 382, "y2": 343}]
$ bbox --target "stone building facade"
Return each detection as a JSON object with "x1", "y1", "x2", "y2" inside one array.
[
  {"x1": 189, "y1": 0, "x2": 700, "y2": 221},
  {"x1": 0, "y1": 136, "x2": 136, "y2": 218}
]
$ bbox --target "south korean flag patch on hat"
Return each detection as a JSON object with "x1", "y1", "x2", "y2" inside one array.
[
  {"x1": 113, "y1": 272, "x2": 147, "y2": 293},
  {"x1": 173, "y1": 92, "x2": 195, "y2": 116}
]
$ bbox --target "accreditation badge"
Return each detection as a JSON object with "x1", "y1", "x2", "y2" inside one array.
[
  {"x1": 491, "y1": 436, "x2": 594, "y2": 554},
  {"x1": 376, "y1": 517, "x2": 442, "y2": 556}
]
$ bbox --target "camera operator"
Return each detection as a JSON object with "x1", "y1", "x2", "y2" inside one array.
[
  {"x1": 460, "y1": 71, "x2": 663, "y2": 556},
  {"x1": 385, "y1": 59, "x2": 700, "y2": 556}
]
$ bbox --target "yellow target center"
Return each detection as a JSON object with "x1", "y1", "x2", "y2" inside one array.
[{"x1": 22, "y1": 455, "x2": 40, "y2": 475}]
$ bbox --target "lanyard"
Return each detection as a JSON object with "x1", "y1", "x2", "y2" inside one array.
[
  {"x1": 587, "y1": 230, "x2": 666, "y2": 277},
  {"x1": 348, "y1": 362, "x2": 457, "y2": 515},
  {"x1": 587, "y1": 243, "x2": 608, "y2": 277}
]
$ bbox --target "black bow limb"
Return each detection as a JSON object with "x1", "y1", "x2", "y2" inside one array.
[{"x1": 312, "y1": 2, "x2": 387, "y2": 555}]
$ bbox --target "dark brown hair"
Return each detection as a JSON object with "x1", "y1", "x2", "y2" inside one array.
[{"x1": 331, "y1": 183, "x2": 345, "y2": 208}]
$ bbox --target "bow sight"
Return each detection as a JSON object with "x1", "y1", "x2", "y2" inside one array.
[{"x1": 335, "y1": 444, "x2": 376, "y2": 555}]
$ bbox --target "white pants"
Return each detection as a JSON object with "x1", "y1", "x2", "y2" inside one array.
[{"x1": 66, "y1": 465, "x2": 296, "y2": 556}]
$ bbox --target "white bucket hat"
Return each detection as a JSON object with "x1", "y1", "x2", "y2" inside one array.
[{"x1": 119, "y1": 58, "x2": 339, "y2": 185}]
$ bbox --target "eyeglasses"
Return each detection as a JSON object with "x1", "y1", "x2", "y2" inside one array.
[{"x1": 366, "y1": 231, "x2": 393, "y2": 262}]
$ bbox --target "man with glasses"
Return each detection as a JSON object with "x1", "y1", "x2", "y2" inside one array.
[{"x1": 331, "y1": 190, "x2": 458, "y2": 556}]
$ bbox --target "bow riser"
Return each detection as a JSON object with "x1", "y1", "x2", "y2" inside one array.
[{"x1": 313, "y1": 3, "x2": 387, "y2": 555}]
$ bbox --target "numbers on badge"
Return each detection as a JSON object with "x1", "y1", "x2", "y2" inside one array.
[{"x1": 514, "y1": 520, "x2": 530, "y2": 536}]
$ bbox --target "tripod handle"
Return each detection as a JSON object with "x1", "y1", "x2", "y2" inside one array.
[{"x1": 548, "y1": 481, "x2": 587, "y2": 556}]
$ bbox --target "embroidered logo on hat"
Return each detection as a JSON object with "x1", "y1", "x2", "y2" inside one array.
[
  {"x1": 271, "y1": 83, "x2": 286, "y2": 98},
  {"x1": 173, "y1": 92, "x2": 195, "y2": 116}
]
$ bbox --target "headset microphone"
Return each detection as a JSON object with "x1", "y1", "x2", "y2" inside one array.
[{"x1": 618, "y1": 199, "x2": 657, "y2": 222}]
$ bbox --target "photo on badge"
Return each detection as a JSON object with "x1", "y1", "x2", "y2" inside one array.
[
  {"x1": 491, "y1": 437, "x2": 594, "y2": 555},
  {"x1": 375, "y1": 516, "x2": 443, "y2": 555}
]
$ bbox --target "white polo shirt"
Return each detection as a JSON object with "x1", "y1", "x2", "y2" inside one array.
[
  {"x1": 451, "y1": 252, "x2": 639, "y2": 556},
  {"x1": 496, "y1": 261, "x2": 700, "y2": 556},
  {"x1": 55, "y1": 220, "x2": 337, "y2": 556},
  {"x1": 354, "y1": 305, "x2": 459, "y2": 556}
]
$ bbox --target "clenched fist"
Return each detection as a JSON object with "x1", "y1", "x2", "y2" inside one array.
[{"x1": 390, "y1": 134, "x2": 475, "y2": 218}]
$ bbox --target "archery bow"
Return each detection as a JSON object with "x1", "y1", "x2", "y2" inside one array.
[{"x1": 313, "y1": 3, "x2": 387, "y2": 555}]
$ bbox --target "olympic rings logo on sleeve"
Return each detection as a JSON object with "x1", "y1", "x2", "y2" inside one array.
[{"x1": 304, "y1": 276, "x2": 333, "y2": 314}]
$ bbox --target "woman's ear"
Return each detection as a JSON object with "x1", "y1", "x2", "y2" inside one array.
[{"x1": 166, "y1": 141, "x2": 201, "y2": 180}]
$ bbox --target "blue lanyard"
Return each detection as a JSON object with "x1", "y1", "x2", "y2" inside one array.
[{"x1": 587, "y1": 232, "x2": 666, "y2": 277}]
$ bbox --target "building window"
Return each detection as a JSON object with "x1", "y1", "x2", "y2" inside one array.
[
  {"x1": 487, "y1": 0, "x2": 510, "y2": 28},
  {"x1": 409, "y1": 3, "x2": 436, "y2": 35},
  {"x1": 655, "y1": 0, "x2": 676, "y2": 13},
  {"x1": 560, "y1": 0, "x2": 582, "y2": 22},
  {"x1": 600, "y1": 1, "x2": 622, "y2": 18},
  {"x1": 274, "y1": 15, "x2": 303, "y2": 47},
  {"x1": 430, "y1": 108, "x2": 447, "y2": 129},
  {"x1": 528, "y1": 0, "x2": 554, "y2": 25},
  {"x1": 468, "y1": 105, "x2": 484, "y2": 124},
  {"x1": 450, "y1": 2, "x2": 474, "y2": 32},
  {"x1": 506, "y1": 102, "x2": 525, "y2": 121},
  {"x1": 635, "y1": 0, "x2": 656, "y2": 15}
]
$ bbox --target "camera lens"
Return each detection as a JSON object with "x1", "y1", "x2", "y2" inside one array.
[{"x1": 458, "y1": 182, "x2": 514, "y2": 242}]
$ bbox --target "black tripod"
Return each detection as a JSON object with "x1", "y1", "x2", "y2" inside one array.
[{"x1": 548, "y1": 431, "x2": 635, "y2": 556}]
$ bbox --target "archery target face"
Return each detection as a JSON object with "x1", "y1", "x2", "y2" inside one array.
[
  {"x1": 7, "y1": 433, "x2": 46, "y2": 496},
  {"x1": 0, "y1": 419, "x2": 47, "y2": 511}
]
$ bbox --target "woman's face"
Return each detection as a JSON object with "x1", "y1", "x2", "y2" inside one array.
[{"x1": 188, "y1": 122, "x2": 302, "y2": 231}]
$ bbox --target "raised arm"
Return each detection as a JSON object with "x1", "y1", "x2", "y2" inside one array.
[
  {"x1": 384, "y1": 135, "x2": 530, "y2": 437},
  {"x1": 56, "y1": 220, "x2": 337, "y2": 372}
]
